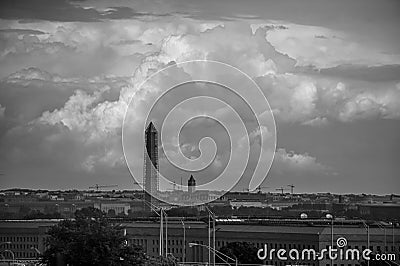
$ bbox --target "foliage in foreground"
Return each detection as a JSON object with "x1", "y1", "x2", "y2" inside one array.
[
  {"x1": 217, "y1": 241, "x2": 262, "y2": 264},
  {"x1": 41, "y1": 207, "x2": 174, "y2": 266}
]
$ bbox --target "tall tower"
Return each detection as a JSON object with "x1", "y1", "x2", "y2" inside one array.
[
  {"x1": 188, "y1": 175, "x2": 196, "y2": 193},
  {"x1": 144, "y1": 122, "x2": 159, "y2": 207}
]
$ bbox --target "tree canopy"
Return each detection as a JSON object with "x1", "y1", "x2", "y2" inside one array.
[
  {"x1": 217, "y1": 241, "x2": 262, "y2": 264},
  {"x1": 41, "y1": 207, "x2": 146, "y2": 266}
]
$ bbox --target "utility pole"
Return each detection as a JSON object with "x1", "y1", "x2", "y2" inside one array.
[
  {"x1": 181, "y1": 220, "x2": 186, "y2": 263},
  {"x1": 165, "y1": 210, "x2": 168, "y2": 257},
  {"x1": 160, "y1": 208, "x2": 163, "y2": 256},
  {"x1": 206, "y1": 206, "x2": 216, "y2": 266}
]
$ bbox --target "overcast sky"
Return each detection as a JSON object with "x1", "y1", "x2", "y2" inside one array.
[{"x1": 0, "y1": 0, "x2": 399, "y2": 194}]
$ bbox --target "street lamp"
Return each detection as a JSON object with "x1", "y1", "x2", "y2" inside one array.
[
  {"x1": 181, "y1": 219, "x2": 186, "y2": 263},
  {"x1": 31, "y1": 246, "x2": 41, "y2": 258},
  {"x1": 206, "y1": 206, "x2": 216, "y2": 266},
  {"x1": 188, "y1": 242, "x2": 238, "y2": 266},
  {"x1": 377, "y1": 223, "x2": 387, "y2": 251},
  {"x1": 3, "y1": 249, "x2": 15, "y2": 265},
  {"x1": 326, "y1": 213, "x2": 334, "y2": 266},
  {"x1": 360, "y1": 220, "x2": 370, "y2": 266},
  {"x1": 141, "y1": 200, "x2": 167, "y2": 257}
]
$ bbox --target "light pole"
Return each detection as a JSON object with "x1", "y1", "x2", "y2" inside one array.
[
  {"x1": 0, "y1": 242, "x2": 11, "y2": 264},
  {"x1": 325, "y1": 213, "x2": 333, "y2": 266},
  {"x1": 392, "y1": 222, "x2": 395, "y2": 252},
  {"x1": 206, "y1": 206, "x2": 216, "y2": 266},
  {"x1": 141, "y1": 200, "x2": 167, "y2": 257},
  {"x1": 31, "y1": 246, "x2": 41, "y2": 259},
  {"x1": 189, "y1": 243, "x2": 237, "y2": 266},
  {"x1": 3, "y1": 249, "x2": 15, "y2": 265},
  {"x1": 377, "y1": 223, "x2": 387, "y2": 250},
  {"x1": 361, "y1": 220, "x2": 370, "y2": 266},
  {"x1": 164, "y1": 209, "x2": 168, "y2": 257},
  {"x1": 181, "y1": 219, "x2": 186, "y2": 263}
]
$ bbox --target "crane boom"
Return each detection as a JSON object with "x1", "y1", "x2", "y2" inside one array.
[
  {"x1": 276, "y1": 187, "x2": 289, "y2": 195},
  {"x1": 89, "y1": 184, "x2": 118, "y2": 191}
]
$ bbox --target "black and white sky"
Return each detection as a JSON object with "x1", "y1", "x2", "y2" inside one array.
[{"x1": 0, "y1": 0, "x2": 399, "y2": 194}]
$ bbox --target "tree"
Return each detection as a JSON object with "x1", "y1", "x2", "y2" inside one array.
[
  {"x1": 41, "y1": 207, "x2": 146, "y2": 266},
  {"x1": 218, "y1": 241, "x2": 262, "y2": 264}
]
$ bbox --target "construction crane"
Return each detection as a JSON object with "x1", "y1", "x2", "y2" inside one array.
[
  {"x1": 172, "y1": 182, "x2": 177, "y2": 191},
  {"x1": 253, "y1": 186, "x2": 270, "y2": 193},
  {"x1": 287, "y1": 184, "x2": 295, "y2": 194},
  {"x1": 164, "y1": 179, "x2": 179, "y2": 191},
  {"x1": 276, "y1": 187, "x2": 289, "y2": 195},
  {"x1": 89, "y1": 184, "x2": 118, "y2": 191}
]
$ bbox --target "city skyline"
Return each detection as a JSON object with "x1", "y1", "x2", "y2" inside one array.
[{"x1": 0, "y1": 0, "x2": 399, "y2": 194}]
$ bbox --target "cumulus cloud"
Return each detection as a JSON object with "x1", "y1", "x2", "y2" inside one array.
[
  {"x1": 0, "y1": 104, "x2": 5, "y2": 119},
  {"x1": 257, "y1": 73, "x2": 400, "y2": 124},
  {"x1": 5, "y1": 67, "x2": 66, "y2": 82},
  {"x1": 302, "y1": 116, "x2": 328, "y2": 127},
  {"x1": 265, "y1": 23, "x2": 400, "y2": 68},
  {"x1": 339, "y1": 88, "x2": 400, "y2": 122},
  {"x1": 1, "y1": 15, "x2": 399, "y2": 190},
  {"x1": 273, "y1": 148, "x2": 328, "y2": 174},
  {"x1": 0, "y1": 67, "x2": 131, "y2": 127}
]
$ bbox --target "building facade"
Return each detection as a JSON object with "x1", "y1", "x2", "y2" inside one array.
[
  {"x1": 123, "y1": 219, "x2": 400, "y2": 266},
  {"x1": 0, "y1": 219, "x2": 399, "y2": 265}
]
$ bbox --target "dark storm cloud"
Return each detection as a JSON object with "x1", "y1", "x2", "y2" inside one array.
[
  {"x1": 276, "y1": 120, "x2": 400, "y2": 194},
  {"x1": 320, "y1": 64, "x2": 400, "y2": 82},
  {"x1": 300, "y1": 64, "x2": 400, "y2": 82},
  {"x1": 0, "y1": 0, "x2": 160, "y2": 22},
  {"x1": 0, "y1": 29, "x2": 46, "y2": 35}
]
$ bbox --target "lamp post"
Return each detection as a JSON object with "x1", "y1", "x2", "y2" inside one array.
[
  {"x1": 361, "y1": 220, "x2": 370, "y2": 266},
  {"x1": 189, "y1": 242, "x2": 237, "y2": 266},
  {"x1": 325, "y1": 213, "x2": 333, "y2": 266},
  {"x1": 377, "y1": 224, "x2": 387, "y2": 250},
  {"x1": 31, "y1": 246, "x2": 41, "y2": 259},
  {"x1": 392, "y1": 222, "x2": 395, "y2": 251},
  {"x1": 0, "y1": 242, "x2": 12, "y2": 264},
  {"x1": 141, "y1": 200, "x2": 167, "y2": 257},
  {"x1": 181, "y1": 219, "x2": 186, "y2": 263},
  {"x1": 206, "y1": 206, "x2": 216, "y2": 266},
  {"x1": 3, "y1": 249, "x2": 15, "y2": 265},
  {"x1": 165, "y1": 210, "x2": 168, "y2": 257}
]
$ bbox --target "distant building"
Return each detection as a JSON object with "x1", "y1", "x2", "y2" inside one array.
[
  {"x1": 358, "y1": 203, "x2": 400, "y2": 220},
  {"x1": 93, "y1": 201, "x2": 131, "y2": 215},
  {"x1": 188, "y1": 175, "x2": 196, "y2": 193}
]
